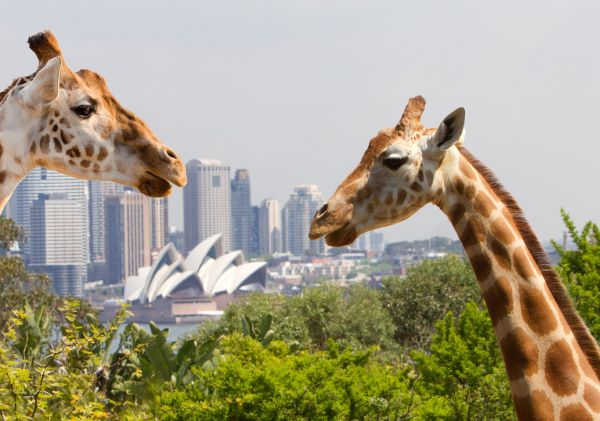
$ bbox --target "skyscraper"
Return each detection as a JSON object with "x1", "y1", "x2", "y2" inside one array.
[
  {"x1": 13, "y1": 168, "x2": 88, "y2": 268},
  {"x1": 183, "y1": 159, "x2": 232, "y2": 253},
  {"x1": 258, "y1": 198, "x2": 282, "y2": 256},
  {"x1": 88, "y1": 180, "x2": 125, "y2": 279},
  {"x1": 104, "y1": 189, "x2": 165, "y2": 284},
  {"x1": 282, "y1": 185, "x2": 325, "y2": 256},
  {"x1": 231, "y1": 169, "x2": 253, "y2": 256},
  {"x1": 28, "y1": 193, "x2": 87, "y2": 297}
]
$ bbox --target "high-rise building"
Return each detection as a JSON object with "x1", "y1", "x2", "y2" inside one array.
[
  {"x1": 231, "y1": 169, "x2": 253, "y2": 256},
  {"x1": 355, "y1": 231, "x2": 385, "y2": 255},
  {"x1": 251, "y1": 205, "x2": 260, "y2": 257},
  {"x1": 88, "y1": 181, "x2": 125, "y2": 280},
  {"x1": 183, "y1": 159, "x2": 232, "y2": 253},
  {"x1": 13, "y1": 168, "x2": 88, "y2": 268},
  {"x1": 258, "y1": 198, "x2": 282, "y2": 256},
  {"x1": 104, "y1": 189, "x2": 166, "y2": 284},
  {"x1": 28, "y1": 193, "x2": 86, "y2": 297},
  {"x1": 282, "y1": 185, "x2": 325, "y2": 256}
]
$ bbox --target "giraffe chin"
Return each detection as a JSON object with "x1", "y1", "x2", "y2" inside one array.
[
  {"x1": 137, "y1": 172, "x2": 172, "y2": 197},
  {"x1": 324, "y1": 223, "x2": 358, "y2": 247}
]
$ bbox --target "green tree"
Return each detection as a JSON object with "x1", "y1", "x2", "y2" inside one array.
[
  {"x1": 158, "y1": 334, "x2": 413, "y2": 421},
  {"x1": 552, "y1": 209, "x2": 600, "y2": 340},
  {"x1": 0, "y1": 217, "x2": 56, "y2": 326},
  {"x1": 382, "y1": 255, "x2": 481, "y2": 349},
  {"x1": 412, "y1": 302, "x2": 514, "y2": 420}
]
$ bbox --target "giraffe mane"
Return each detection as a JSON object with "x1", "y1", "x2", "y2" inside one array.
[
  {"x1": 458, "y1": 145, "x2": 600, "y2": 379},
  {"x1": 0, "y1": 74, "x2": 34, "y2": 106}
]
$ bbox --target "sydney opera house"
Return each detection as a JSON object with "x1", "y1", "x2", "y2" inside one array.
[{"x1": 119, "y1": 233, "x2": 267, "y2": 322}]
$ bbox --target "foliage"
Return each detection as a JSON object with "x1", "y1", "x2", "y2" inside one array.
[
  {"x1": 103, "y1": 321, "x2": 219, "y2": 409},
  {"x1": 0, "y1": 300, "x2": 128, "y2": 420},
  {"x1": 0, "y1": 217, "x2": 56, "y2": 327},
  {"x1": 385, "y1": 236, "x2": 464, "y2": 256},
  {"x1": 412, "y1": 302, "x2": 514, "y2": 420},
  {"x1": 199, "y1": 284, "x2": 397, "y2": 351},
  {"x1": 158, "y1": 334, "x2": 414, "y2": 421},
  {"x1": 552, "y1": 209, "x2": 600, "y2": 340},
  {"x1": 381, "y1": 255, "x2": 481, "y2": 349}
]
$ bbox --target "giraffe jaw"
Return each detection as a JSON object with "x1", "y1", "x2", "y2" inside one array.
[
  {"x1": 137, "y1": 171, "x2": 173, "y2": 197},
  {"x1": 310, "y1": 222, "x2": 358, "y2": 247}
]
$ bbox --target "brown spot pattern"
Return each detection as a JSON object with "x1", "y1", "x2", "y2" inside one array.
[
  {"x1": 52, "y1": 124, "x2": 58, "y2": 132},
  {"x1": 93, "y1": 163, "x2": 100, "y2": 172},
  {"x1": 584, "y1": 384, "x2": 600, "y2": 412},
  {"x1": 469, "y1": 253, "x2": 493, "y2": 280},
  {"x1": 448, "y1": 203, "x2": 466, "y2": 225},
  {"x1": 85, "y1": 144, "x2": 94, "y2": 157},
  {"x1": 418, "y1": 169, "x2": 424, "y2": 182},
  {"x1": 474, "y1": 191, "x2": 496, "y2": 217},
  {"x1": 490, "y1": 217, "x2": 516, "y2": 244},
  {"x1": 53, "y1": 138, "x2": 62, "y2": 153},
  {"x1": 80, "y1": 160, "x2": 91, "y2": 168},
  {"x1": 513, "y1": 390, "x2": 554, "y2": 421},
  {"x1": 384, "y1": 192, "x2": 393, "y2": 206},
  {"x1": 396, "y1": 189, "x2": 406, "y2": 206},
  {"x1": 68, "y1": 159, "x2": 76, "y2": 166},
  {"x1": 513, "y1": 247, "x2": 537, "y2": 280},
  {"x1": 461, "y1": 218, "x2": 486, "y2": 248},
  {"x1": 97, "y1": 147, "x2": 108, "y2": 161},
  {"x1": 0, "y1": 144, "x2": 3, "y2": 157},
  {"x1": 66, "y1": 147, "x2": 81, "y2": 158},
  {"x1": 60, "y1": 130, "x2": 73, "y2": 145},
  {"x1": 40, "y1": 135, "x2": 50, "y2": 154},
  {"x1": 519, "y1": 284, "x2": 558, "y2": 336},
  {"x1": 483, "y1": 276, "x2": 513, "y2": 326},
  {"x1": 465, "y1": 185, "x2": 476, "y2": 200},
  {"x1": 560, "y1": 404, "x2": 592, "y2": 421},
  {"x1": 367, "y1": 203, "x2": 374, "y2": 213},
  {"x1": 0, "y1": 171, "x2": 6, "y2": 184},
  {"x1": 489, "y1": 237, "x2": 512, "y2": 270},
  {"x1": 545, "y1": 339, "x2": 580, "y2": 396},
  {"x1": 410, "y1": 181, "x2": 422, "y2": 192},
  {"x1": 500, "y1": 327, "x2": 539, "y2": 380},
  {"x1": 453, "y1": 177, "x2": 465, "y2": 195},
  {"x1": 30, "y1": 142, "x2": 37, "y2": 154}
]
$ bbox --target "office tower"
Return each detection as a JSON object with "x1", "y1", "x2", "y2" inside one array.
[
  {"x1": 282, "y1": 185, "x2": 325, "y2": 256},
  {"x1": 251, "y1": 205, "x2": 260, "y2": 257},
  {"x1": 28, "y1": 193, "x2": 86, "y2": 297},
  {"x1": 231, "y1": 169, "x2": 253, "y2": 256},
  {"x1": 355, "y1": 231, "x2": 385, "y2": 255},
  {"x1": 150, "y1": 197, "x2": 169, "y2": 252},
  {"x1": 258, "y1": 198, "x2": 282, "y2": 256},
  {"x1": 88, "y1": 181, "x2": 125, "y2": 278},
  {"x1": 183, "y1": 159, "x2": 231, "y2": 253},
  {"x1": 13, "y1": 168, "x2": 88, "y2": 266},
  {"x1": 104, "y1": 190, "x2": 157, "y2": 284}
]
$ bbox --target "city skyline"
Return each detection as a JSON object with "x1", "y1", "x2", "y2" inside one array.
[{"x1": 1, "y1": 1, "x2": 598, "y2": 243}]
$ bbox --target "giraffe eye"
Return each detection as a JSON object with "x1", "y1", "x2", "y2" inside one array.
[
  {"x1": 72, "y1": 104, "x2": 95, "y2": 119},
  {"x1": 382, "y1": 155, "x2": 408, "y2": 171}
]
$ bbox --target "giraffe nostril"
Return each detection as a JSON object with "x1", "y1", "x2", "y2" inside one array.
[
  {"x1": 166, "y1": 149, "x2": 177, "y2": 160},
  {"x1": 318, "y1": 203, "x2": 328, "y2": 217}
]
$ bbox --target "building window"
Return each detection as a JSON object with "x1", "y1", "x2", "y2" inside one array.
[{"x1": 212, "y1": 176, "x2": 221, "y2": 188}]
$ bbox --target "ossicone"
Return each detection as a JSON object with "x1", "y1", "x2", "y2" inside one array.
[
  {"x1": 28, "y1": 31, "x2": 64, "y2": 69},
  {"x1": 395, "y1": 95, "x2": 426, "y2": 133}
]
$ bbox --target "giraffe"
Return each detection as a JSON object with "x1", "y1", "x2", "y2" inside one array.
[
  {"x1": 309, "y1": 96, "x2": 600, "y2": 420},
  {"x1": 0, "y1": 31, "x2": 186, "y2": 213}
]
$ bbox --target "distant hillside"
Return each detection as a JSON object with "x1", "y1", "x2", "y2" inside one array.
[{"x1": 385, "y1": 236, "x2": 464, "y2": 256}]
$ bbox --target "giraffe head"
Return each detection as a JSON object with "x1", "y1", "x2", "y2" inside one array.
[
  {"x1": 2, "y1": 31, "x2": 186, "y2": 197},
  {"x1": 309, "y1": 96, "x2": 465, "y2": 246}
]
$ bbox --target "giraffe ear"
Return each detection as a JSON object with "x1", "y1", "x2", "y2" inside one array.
[
  {"x1": 20, "y1": 57, "x2": 61, "y2": 109},
  {"x1": 425, "y1": 107, "x2": 465, "y2": 157}
]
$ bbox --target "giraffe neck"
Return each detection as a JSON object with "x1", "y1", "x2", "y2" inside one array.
[
  {"x1": 437, "y1": 147, "x2": 600, "y2": 420},
  {"x1": 0, "y1": 100, "x2": 36, "y2": 214}
]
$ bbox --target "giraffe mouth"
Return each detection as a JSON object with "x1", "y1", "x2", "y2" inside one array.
[
  {"x1": 323, "y1": 223, "x2": 358, "y2": 247},
  {"x1": 137, "y1": 171, "x2": 173, "y2": 197}
]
